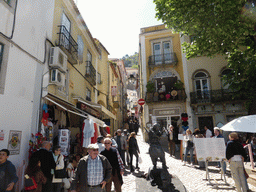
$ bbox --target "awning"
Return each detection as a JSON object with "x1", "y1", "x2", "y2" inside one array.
[
  {"x1": 45, "y1": 97, "x2": 87, "y2": 118},
  {"x1": 102, "y1": 105, "x2": 116, "y2": 120},
  {"x1": 88, "y1": 115, "x2": 105, "y2": 127},
  {"x1": 75, "y1": 98, "x2": 101, "y2": 109}
]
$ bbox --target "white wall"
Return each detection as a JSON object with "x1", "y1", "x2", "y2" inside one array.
[{"x1": 0, "y1": 0, "x2": 55, "y2": 190}]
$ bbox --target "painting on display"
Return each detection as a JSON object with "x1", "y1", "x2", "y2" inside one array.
[{"x1": 8, "y1": 130, "x2": 22, "y2": 155}]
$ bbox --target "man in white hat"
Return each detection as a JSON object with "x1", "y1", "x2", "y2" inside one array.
[{"x1": 70, "y1": 143, "x2": 112, "y2": 192}]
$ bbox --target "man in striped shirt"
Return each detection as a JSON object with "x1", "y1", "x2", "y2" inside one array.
[{"x1": 70, "y1": 144, "x2": 112, "y2": 192}]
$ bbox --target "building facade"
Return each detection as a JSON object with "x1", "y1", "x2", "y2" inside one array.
[{"x1": 139, "y1": 24, "x2": 187, "y2": 141}]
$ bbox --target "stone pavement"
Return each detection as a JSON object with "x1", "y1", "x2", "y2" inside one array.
[{"x1": 119, "y1": 129, "x2": 256, "y2": 192}]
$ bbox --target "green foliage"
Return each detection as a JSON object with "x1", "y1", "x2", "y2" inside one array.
[
  {"x1": 173, "y1": 80, "x2": 184, "y2": 90},
  {"x1": 146, "y1": 81, "x2": 155, "y2": 93},
  {"x1": 122, "y1": 52, "x2": 139, "y2": 67},
  {"x1": 154, "y1": 0, "x2": 256, "y2": 113},
  {"x1": 131, "y1": 64, "x2": 138, "y2": 69}
]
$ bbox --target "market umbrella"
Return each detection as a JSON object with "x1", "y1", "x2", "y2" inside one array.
[{"x1": 220, "y1": 115, "x2": 256, "y2": 133}]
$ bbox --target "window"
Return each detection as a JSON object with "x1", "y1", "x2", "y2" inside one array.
[
  {"x1": 0, "y1": 40, "x2": 8, "y2": 95},
  {"x1": 86, "y1": 88, "x2": 91, "y2": 101},
  {"x1": 152, "y1": 39, "x2": 173, "y2": 64},
  {"x1": 221, "y1": 69, "x2": 232, "y2": 90},
  {"x1": 194, "y1": 71, "x2": 210, "y2": 100},
  {"x1": 61, "y1": 13, "x2": 71, "y2": 50},
  {"x1": 97, "y1": 72, "x2": 101, "y2": 84},
  {"x1": 77, "y1": 35, "x2": 84, "y2": 64}
]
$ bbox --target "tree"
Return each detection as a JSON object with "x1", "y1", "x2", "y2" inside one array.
[
  {"x1": 122, "y1": 52, "x2": 139, "y2": 68},
  {"x1": 154, "y1": 0, "x2": 256, "y2": 114}
]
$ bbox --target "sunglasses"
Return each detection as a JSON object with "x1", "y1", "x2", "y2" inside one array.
[
  {"x1": 104, "y1": 143, "x2": 111, "y2": 144},
  {"x1": 92, "y1": 149, "x2": 98, "y2": 151}
]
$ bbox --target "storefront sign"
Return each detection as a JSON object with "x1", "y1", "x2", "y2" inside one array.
[
  {"x1": 8, "y1": 130, "x2": 22, "y2": 155},
  {"x1": 78, "y1": 102, "x2": 101, "y2": 118},
  {"x1": 111, "y1": 86, "x2": 117, "y2": 96},
  {"x1": 153, "y1": 108, "x2": 180, "y2": 116}
]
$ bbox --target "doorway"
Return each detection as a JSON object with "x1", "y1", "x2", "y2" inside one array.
[{"x1": 198, "y1": 116, "x2": 214, "y2": 135}]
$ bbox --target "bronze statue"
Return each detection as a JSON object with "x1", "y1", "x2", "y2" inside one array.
[{"x1": 146, "y1": 123, "x2": 168, "y2": 169}]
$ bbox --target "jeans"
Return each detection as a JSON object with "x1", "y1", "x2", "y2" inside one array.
[
  {"x1": 184, "y1": 147, "x2": 194, "y2": 163},
  {"x1": 129, "y1": 150, "x2": 139, "y2": 170}
]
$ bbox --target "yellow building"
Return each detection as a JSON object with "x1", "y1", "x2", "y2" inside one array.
[
  {"x1": 44, "y1": 0, "x2": 117, "y2": 143},
  {"x1": 180, "y1": 35, "x2": 247, "y2": 136},
  {"x1": 139, "y1": 24, "x2": 187, "y2": 140}
]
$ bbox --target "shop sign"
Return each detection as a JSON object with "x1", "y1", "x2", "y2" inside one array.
[
  {"x1": 111, "y1": 86, "x2": 117, "y2": 96},
  {"x1": 113, "y1": 102, "x2": 119, "y2": 108},
  {"x1": 79, "y1": 103, "x2": 101, "y2": 118},
  {"x1": 154, "y1": 108, "x2": 180, "y2": 116},
  {"x1": 69, "y1": 80, "x2": 74, "y2": 89}
]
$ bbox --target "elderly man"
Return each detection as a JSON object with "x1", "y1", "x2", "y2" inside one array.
[
  {"x1": 101, "y1": 138, "x2": 124, "y2": 192},
  {"x1": 32, "y1": 141, "x2": 56, "y2": 192},
  {"x1": 70, "y1": 143, "x2": 112, "y2": 192}
]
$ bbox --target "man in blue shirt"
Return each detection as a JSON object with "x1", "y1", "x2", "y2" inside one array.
[{"x1": 0, "y1": 149, "x2": 18, "y2": 192}]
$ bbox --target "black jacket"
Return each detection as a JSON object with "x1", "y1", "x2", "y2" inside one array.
[
  {"x1": 226, "y1": 140, "x2": 247, "y2": 160},
  {"x1": 31, "y1": 149, "x2": 56, "y2": 178}
]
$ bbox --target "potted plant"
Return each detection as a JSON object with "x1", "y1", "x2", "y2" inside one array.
[
  {"x1": 146, "y1": 81, "x2": 155, "y2": 102},
  {"x1": 173, "y1": 80, "x2": 184, "y2": 90}
]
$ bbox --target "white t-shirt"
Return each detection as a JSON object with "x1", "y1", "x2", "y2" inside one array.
[{"x1": 205, "y1": 129, "x2": 212, "y2": 138}]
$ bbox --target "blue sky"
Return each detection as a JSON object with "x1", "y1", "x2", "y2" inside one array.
[{"x1": 76, "y1": 0, "x2": 163, "y2": 58}]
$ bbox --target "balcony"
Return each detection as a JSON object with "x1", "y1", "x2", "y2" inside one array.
[
  {"x1": 190, "y1": 89, "x2": 247, "y2": 104},
  {"x1": 57, "y1": 25, "x2": 78, "y2": 64},
  {"x1": 148, "y1": 53, "x2": 178, "y2": 67},
  {"x1": 85, "y1": 61, "x2": 96, "y2": 85},
  {"x1": 145, "y1": 89, "x2": 186, "y2": 103}
]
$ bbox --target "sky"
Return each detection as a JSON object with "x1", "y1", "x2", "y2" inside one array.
[{"x1": 76, "y1": 0, "x2": 163, "y2": 59}]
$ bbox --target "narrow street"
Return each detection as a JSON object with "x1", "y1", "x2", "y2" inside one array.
[{"x1": 120, "y1": 129, "x2": 256, "y2": 192}]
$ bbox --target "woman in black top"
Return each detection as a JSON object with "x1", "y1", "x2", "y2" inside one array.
[
  {"x1": 128, "y1": 132, "x2": 140, "y2": 172},
  {"x1": 226, "y1": 132, "x2": 247, "y2": 192}
]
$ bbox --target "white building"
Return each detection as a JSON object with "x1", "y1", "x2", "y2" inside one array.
[{"x1": 0, "y1": 1, "x2": 54, "y2": 190}]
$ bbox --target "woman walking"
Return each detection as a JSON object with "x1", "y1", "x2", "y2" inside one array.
[
  {"x1": 25, "y1": 156, "x2": 47, "y2": 192},
  {"x1": 183, "y1": 129, "x2": 194, "y2": 166},
  {"x1": 128, "y1": 132, "x2": 140, "y2": 172},
  {"x1": 52, "y1": 146, "x2": 65, "y2": 192},
  {"x1": 226, "y1": 132, "x2": 247, "y2": 192}
]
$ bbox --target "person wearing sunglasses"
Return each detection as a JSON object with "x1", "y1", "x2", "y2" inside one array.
[{"x1": 70, "y1": 144, "x2": 112, "y2": 192}]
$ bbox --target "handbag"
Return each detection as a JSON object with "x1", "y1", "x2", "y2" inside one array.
[
  {"x1": 55, "y1": 168, "x2": 67, "y2": 178},
  {"x1": 54, "y1": 155, "x2": 67, "y2": 178},
  {"x1": 24, "y1": 175, "x2": 37, "y2": 190},
  {"x1": 187, "y1": 140, "x2": 194, "y2": 148}
]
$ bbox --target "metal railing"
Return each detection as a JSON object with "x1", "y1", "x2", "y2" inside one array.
[
  {"x1": 145, "y1": 89, "x2": 186, "y2": 103},
  {"x1": 190, "y1": 89, "x2": 247, "y2": 104},
  {"x1": 57, "y1": 25, "x2": 78, "y2": 59},
  {"x1": 85, "y1": 61, "x2": 96, "y2": 85},
  {"x1": 148, "y1": 53, "x2": 178, "y2": 66}
]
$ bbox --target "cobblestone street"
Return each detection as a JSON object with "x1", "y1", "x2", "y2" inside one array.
[{"x1": 120, "y1": 129, "x2": 256, "y2": 192}]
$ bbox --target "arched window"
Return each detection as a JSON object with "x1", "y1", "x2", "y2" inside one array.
[
  {"x1": 221, "y1": 69, "x2": 232, "y2": 90},
  {"x1": 194, "y1": 71, "x2": 210, "y2": 100}
]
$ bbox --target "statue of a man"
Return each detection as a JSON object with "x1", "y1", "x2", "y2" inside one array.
[{"x1": 147, "y1": 123, "x2": 167, "y2": 169}]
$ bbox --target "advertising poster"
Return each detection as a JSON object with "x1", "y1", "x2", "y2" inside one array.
[{"x1": 8, "y1": 130, "x2": 22, "y2": 155}]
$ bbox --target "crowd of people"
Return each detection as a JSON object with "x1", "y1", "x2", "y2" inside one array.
[
  {"x1": 0, "y1": 125, "x2": 140, "y2": 192},
  {"x1": 168, "y1": 124, "x2": 251, "y2": 192}
]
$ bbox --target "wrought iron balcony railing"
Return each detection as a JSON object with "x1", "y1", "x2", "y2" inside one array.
[
  {"x1": 190, "y1": 89, "x2": 247, "y2": 104},
  {"x1": 57, "y1": 25, "x2": 78, "y2": 61},
  {"x1": 145, "y1": 89, "x2": 186, "y2": 103},
  {"x1": 148, "y1": 53, "x2": 178, "y2": 66},
  {"x1": 85, "y1": 61, "x2": 96, "y2": 85}
]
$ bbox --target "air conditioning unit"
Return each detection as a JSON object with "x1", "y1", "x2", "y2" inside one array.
[
  {"x1": 49, "y1": 47, "x2": 67, "y2": 73},
  {"x1": 50, "y1": 69, "x2": 65, "y2": 87}
]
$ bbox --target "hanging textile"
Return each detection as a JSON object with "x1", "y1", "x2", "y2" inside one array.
[
  {"x1": 105, "y1": 126, "x2": 110, "y2": 134},
  {"x1": 81, "y1": 119, "x2": 94, "y2": 148},
  {"x1": 91, "y1": 123, "x2": 98, "y2": 144}
]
